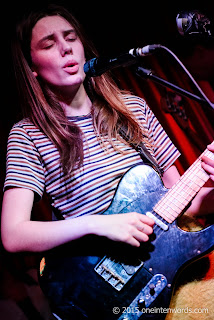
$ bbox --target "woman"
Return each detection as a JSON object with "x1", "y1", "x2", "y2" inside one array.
[{"x1": 1, "y1": 4, "x2": 214, "y2": 320}]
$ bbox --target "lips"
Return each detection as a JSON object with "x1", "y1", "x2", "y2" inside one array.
[
  {"x1": 63, "y1": 60, "x2": 78, "y2": 68},
  {"x1": 63, "y1": 60, "x2": 79, "y2": 74}
]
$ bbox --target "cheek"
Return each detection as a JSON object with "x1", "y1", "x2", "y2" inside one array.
[
  {"x1": 31, "y1": 54, "x2": 57, "y2": 78},
  {"x1": 75, "y1": 41, "x2": 86, "y2": 62}
]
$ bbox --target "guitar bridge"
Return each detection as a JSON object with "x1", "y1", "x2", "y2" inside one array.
[{"x1": 94, "y1": 256, "x2": 143, "y2": 291}]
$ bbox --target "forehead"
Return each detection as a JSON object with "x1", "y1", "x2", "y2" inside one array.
[{"x1": 31, "y1": 15, "x2": 74, "y2": 41}]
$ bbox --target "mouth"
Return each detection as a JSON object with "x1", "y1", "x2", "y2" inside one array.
[
  {"x1": 63, "y1": 60, "x2": 79, "y2": 74},
  {"x1": 63, "y1": 60, "x2": 78, "y2": 67}
]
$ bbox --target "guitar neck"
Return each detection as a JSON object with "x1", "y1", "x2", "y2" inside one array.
[{"x1": 154, "y1": 143, "x2": 214, "y2": 223}]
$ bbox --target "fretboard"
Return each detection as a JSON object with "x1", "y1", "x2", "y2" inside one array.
[{"x1": 154, "y1": 143, "x2": 214, "y2": 223}]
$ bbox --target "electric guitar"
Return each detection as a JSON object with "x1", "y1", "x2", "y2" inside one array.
[{"x1": 39, "y1": 143, "x2": 214, "y2": 320}]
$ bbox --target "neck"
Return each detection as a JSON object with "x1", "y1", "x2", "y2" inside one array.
[{"x1": 58, "y1": 84, "x2": 92, "y2": 117}]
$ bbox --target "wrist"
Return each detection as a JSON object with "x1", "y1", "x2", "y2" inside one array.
[{"x1": 82, "y1": 214, "x2": 103, "y2": 237}]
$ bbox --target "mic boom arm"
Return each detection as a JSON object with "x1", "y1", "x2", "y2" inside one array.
[
  {"x1": 134, "y1": 44, "x2": 214, "y2": 110},
  {"x1": 135, "y1": 66, "x2": 208, "y2": 105}
]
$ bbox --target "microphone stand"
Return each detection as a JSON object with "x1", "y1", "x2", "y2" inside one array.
[
  {"x1": 135, "y1": 66, "x2": 209, "y2": 105},
  {"x1": 134, "y1": 44, "x2": 214, "y2": 111}
]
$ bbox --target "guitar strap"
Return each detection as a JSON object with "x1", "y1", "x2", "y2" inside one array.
[{"x1": 119, "y1": 126, "x2": 163, "y2": 176}]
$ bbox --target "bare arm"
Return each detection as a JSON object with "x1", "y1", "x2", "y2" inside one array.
[
  {"x1": 2, "y1": 144, "x2": 213, "y2": 253},
  {"x1": 161, "y1": 165, "x2": 181, "y2": 188},
  {"x1": 1, "y1": 187, "x2": 154, "y2": 253}
]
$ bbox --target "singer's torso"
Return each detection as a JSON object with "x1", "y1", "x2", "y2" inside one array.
[{"x1": 4, "y1": 95, "x2": 180, "y2": 219}]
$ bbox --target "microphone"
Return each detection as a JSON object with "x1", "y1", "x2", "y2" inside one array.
[{"x1": 84, "y1": 44, "x2": 161, "y2": 77}]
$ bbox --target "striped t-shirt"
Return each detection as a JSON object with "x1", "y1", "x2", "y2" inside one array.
[{"x1": 4, "y1": 95, "x2": 180, "y2": 219}]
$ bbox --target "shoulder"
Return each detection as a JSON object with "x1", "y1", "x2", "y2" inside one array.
[
  {"x1": 121, "y1": 94, "x2": 156, "y2": 127},
  {"x1": 121, "y1": 94, "x2": 152, "y2": 117},
  {"x1": 9, "y1": 119, "x2": 44, "y2": 143},
  {"x1": 7, "y1": 119, "x2": 47, "y2": 156},
  {"x1": 10, "y1": 118, "x2": 37, "y2": 133},
  {"x1": 122, "y1": 94, "x2": 146, "y2": 109},
  {"x1": 9, "y1": 119, "x2": 36, "y2": 136}
]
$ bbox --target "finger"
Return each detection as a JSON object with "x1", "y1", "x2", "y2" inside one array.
[
  {"x1": 201, "y1": 155, "x2": 214, "y2": 166},
  {"x1": 128, "y1": 238, "x2": 141, "y2": 247},
  {"x1": 210, "y1": 175, "x2": 214, "y2": 182},
  {"x1": 133, "y1": 229, "x2": 150, "y2": 243},
  {"x1": 207, "y1": 143, "x2": 214, "y2": 151},
  {"x1": 137, "y1": 223, "x2": 153, "y2": 235},
  {"x1": 138, "y1": 214, "x2": 155, "y2": 226},
  {"x1": 125, "y1": 227, "x2": 152, "y2": 247},
  {"x1": 201, "y1": 160, "x2": 214, "y2": 176},
  {"x1": 122, "y1": 233, "x2": 141, "y2": 247}
]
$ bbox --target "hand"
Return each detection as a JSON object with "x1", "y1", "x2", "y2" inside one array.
[
  {"x1": 201, "y1": 143, "x2": 214, "y2": 182},
  {"x1": 90, "y1": 212, "x2": 154, "y2": 247}
]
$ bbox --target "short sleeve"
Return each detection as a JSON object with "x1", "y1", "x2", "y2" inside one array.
[
  {"x1": 3, "y1": 124, "x2": 45, "y2": 199},
  {"x1": 124, "y1": 95, "x2": 180, "y2": 173},
  {"x1": 143, "y1": 102, "x2": 180, "y2": 172}
]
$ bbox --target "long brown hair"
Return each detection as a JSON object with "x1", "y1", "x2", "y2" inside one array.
[{"x1": 12, "y1": 4, "x2": 145, "y2": 175}]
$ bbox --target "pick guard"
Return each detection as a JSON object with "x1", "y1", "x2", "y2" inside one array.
[{"x1": 103, "y1": 163, "x2": 168, "y2": 216}]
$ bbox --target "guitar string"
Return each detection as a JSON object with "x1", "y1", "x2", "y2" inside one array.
[
  {"x1": 107, "y1": 149, "x2": 213, "y2": 271},
  {"x1": 127, "y1": 148, "x2": 213, "y2": 270},
  {"x1": 154, "y1": 149, "x2": 212, "y2": 223}
]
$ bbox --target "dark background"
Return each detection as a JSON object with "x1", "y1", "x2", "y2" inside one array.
[
  {"x1": 0, "y1": 1, "x2": 214, "y2": 319},
  {"x1": 6, "y1": 0, "x2": 214, "y2": 52},
  {"x1": 3, "y1": 0, "x2": 214, "y2": 126},
  {"x1": 2, "y1": 0, "x2": 214, "y2": 184}
]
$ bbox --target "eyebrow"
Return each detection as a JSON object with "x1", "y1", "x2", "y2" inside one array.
[{"x1": 36, "y1": 29, "x2": 76, "y2": 47}]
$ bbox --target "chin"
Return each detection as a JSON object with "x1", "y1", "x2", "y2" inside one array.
[
  {"x1": 67, "y1": 74, "x2": 85, "y2": 86},
  {"x1": 60, "y1": 81, "x2": 84, "y2": 95}
]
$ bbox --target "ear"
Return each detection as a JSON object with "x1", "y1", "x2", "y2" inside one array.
[
  {"x1": 31, "y1": 64, "x2": 38, "y2": 77},
  {"x1": 32, "y1": 70, "x2": 38, "y2": 77}
]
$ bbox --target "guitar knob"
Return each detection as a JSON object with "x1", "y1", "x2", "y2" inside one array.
[
  {"x1": 138, "y1": 298, "x2": 146, "y2": 309},
  {"x1": 149, "y1": 283, "x2": 156, "y2": 296}
]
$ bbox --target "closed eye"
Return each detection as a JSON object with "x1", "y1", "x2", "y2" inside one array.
[
  {"x1": 36, "y1": 29, "x2": 77, "y2": 50},
  {"x1": 66, "y1": 37, "x2": 76, "y2": 42},
  {"x1": 42, "y1": 40, "x2": 55, "y2": 49},
  {"x1": 64, "y1": 29, "x2": 77, "y2": 42}
]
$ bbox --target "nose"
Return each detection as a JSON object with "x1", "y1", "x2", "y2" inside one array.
[{"x1": 60, "y1": 39, "x2": 73, "y2": 56}]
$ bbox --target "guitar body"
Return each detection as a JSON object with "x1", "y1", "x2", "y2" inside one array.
[{"x1": 39, "y1": 164, "x2": 214, "y2": 320}]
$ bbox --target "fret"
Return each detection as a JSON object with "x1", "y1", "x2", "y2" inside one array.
[
  {"x1": 154, "y1": 143, "x2": 213, "y2": 223},
  {"x1": 162, "y1": 200, "x2": 180, "y2": 214},
  {"x1": 174, "y1": 185, "x2": 194, "y2": 201},
  {"x1": 152, "y1": 209, "x2": 174, "y2": 223},
  {"x1": 159, "y1": 196, "x2": 183, "y2": 214},
  {"x1": 205, "y1": 148, "x2": 214, "y2": 160}
]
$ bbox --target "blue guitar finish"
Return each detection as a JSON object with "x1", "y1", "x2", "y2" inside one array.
[{"x1": 39, "y1": 164, "x2": 214, "y2": 320}]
